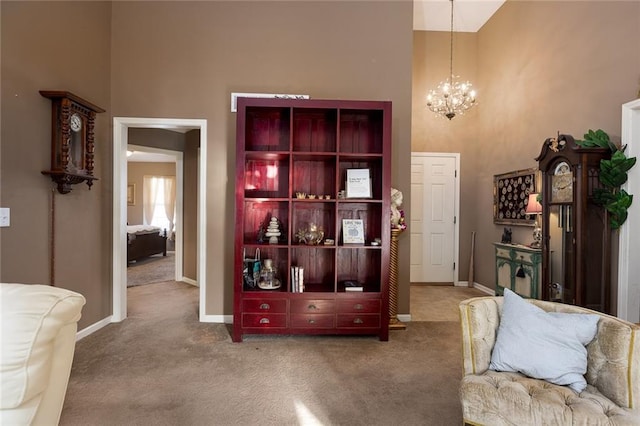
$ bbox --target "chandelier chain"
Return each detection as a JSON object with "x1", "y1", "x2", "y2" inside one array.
[{"x1": 449, "y1": 0, "x2": 454, "y2": 81}]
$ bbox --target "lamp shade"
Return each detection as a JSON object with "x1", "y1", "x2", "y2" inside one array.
[{"x1": 525, "y1": 193, "x2": 542, "y2": 214}]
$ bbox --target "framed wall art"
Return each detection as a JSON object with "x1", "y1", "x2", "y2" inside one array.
[
  {"x1": 493, "y1": 168, "x2": 538, "y2": 226},
  {"x1": 127, "y1": 184, "x2": 136, "y2": 206}
]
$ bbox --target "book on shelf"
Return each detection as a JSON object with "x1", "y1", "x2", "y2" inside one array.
[
  {"x1": 291, "y1": 266, "x2": 304, "y2": 293},
  {"x1": 343, "y1": 280, "x2": 363, "y2": 292}
]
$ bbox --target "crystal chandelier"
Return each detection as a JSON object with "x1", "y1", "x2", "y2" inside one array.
[{"x1": 426, "y1": 0, "x2": 477, "y2": 120}]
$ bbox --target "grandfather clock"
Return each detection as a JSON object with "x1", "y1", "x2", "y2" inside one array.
[
  {"x1": 41, "y1": 91, "x2": 105, "y2": 194},
  {"x1": 536, "y1": 134, "x2": 611, "y2": 313}
]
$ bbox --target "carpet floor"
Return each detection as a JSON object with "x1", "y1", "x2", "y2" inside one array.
[
  {"x1": 127, "y1": 252, "x2": 175, "y2": 287},
  {"x1": 60, "y1": 283, "x2": 485, "y2": 426}
]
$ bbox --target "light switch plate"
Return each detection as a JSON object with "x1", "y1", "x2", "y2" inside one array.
[{"x1": 0, "y1": 208, "x2": 10, "y2": 227}]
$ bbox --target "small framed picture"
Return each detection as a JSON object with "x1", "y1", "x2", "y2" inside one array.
[
  {"x1": 127, "y1": 184, "x2": 136, "y2": 206},
  {"x1": 342, "y1": 219, "x2": 365, "y2": 244},
  {"x1": 345, "y1": 168, "x2": 372, "y2": 199}
]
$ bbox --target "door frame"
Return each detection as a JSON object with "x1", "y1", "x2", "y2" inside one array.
[
  {"x1": 410, "y1": 152, "x2": 461, "y2": 285},
  {"x1": 112, "y1": 117, "x2": 207, "y2": 322},
  {"x1": 618, "y1": 99, "x2": 640, "y2": 322}
]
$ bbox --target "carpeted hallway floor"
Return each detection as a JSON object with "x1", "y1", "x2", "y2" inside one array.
[
  {"x1": 127, "y1": 252, "x2": 175, "y2": 287},
  {"x1": 60, "y1": 283, "x2": 485, "y2": 426}
]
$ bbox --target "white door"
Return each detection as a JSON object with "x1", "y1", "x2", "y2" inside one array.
[{"x1": 410, "y1": 153, "x2": 458, "y2": 283}]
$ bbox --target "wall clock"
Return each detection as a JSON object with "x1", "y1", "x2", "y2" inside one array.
[{"x1": 40, "y1": 91, "x2": 105, "y2": 194}]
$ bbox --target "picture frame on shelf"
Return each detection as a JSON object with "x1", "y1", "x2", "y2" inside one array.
[
  {"x1": 342, "y1": 219, "x2": 365, "y2": 244},
  {"x1": 127, "y1": 184, "x2": 136, "y2": 206},
  {"x1": 345, "y1": 168, "x2": 372, "y2": 199}
]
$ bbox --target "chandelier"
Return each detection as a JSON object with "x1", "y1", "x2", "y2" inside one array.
[{"x1": 426, "y1": 0, "x2": 477, "y2": 120}]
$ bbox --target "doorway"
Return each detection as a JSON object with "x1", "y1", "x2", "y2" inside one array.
[
  {"x1": 113, "y1": 117, "x2": 207, "y2": 322},
  {"x1": 409, "y1": 153, "x2": 460, "y2": 284},
  {"x1": 126, "y1": 144, "x2": 183, "y2": 285}
]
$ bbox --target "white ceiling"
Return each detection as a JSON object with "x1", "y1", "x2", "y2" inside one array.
[{"x1": 414, "y1": 0, "x2": 505, "y2": 32}]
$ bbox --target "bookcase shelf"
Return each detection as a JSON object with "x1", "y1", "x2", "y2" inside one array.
[{"x1": 233, "y1": 97, "x2": 391, "y2": 342}]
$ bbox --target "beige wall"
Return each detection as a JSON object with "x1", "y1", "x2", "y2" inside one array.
[
  {"x1": 126, "y1": 162, "x2": 176, "y2": 225},
  {"x1": 1, "y1": 1, "x2": 413, "y2": 325},
  {"x1": 1, "y1": 1, "x2": 112, "y2": 328},
  {"x1": 109, "y1": 1, "x2": 413, "y2": 317},
  {"x1": 129, "y1": 128, "x2": 185, "y2": 152},
  {"x1": 412, "y1": 1, "x2": 640, "y2": 296}
]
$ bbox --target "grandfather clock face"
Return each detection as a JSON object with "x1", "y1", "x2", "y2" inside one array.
[{"x1": 550, "y1": 161, "x2": 573, "y2": 203}]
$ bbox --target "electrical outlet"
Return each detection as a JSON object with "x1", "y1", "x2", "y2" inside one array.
[{"x1": 0, "y1": 208, "x2": 10, "y2": 227}]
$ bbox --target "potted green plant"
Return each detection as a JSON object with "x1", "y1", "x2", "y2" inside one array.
[{"x1": 575, "y1": 129, "x2": 636, "y2": 229}]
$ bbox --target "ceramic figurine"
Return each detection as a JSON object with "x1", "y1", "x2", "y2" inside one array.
[
  {"x1": 265, "y1": 217, "x2": 281, "y2": 244},
  {"x1": 391, "y1": 187, "x2": 407, "y2": 230}
]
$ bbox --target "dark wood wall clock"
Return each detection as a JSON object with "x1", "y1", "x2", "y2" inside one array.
[{"x1": 40, "y1": 91, "x2": 105, "y2": 194}]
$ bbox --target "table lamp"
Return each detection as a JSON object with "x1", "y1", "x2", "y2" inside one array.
[{"x1": 526, "y1": 193, "x2": 542, "y2": 248}]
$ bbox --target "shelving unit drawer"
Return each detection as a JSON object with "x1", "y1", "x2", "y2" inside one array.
[
  {"x1": 242, "y1": 313, "x2": 287, "y2": 328},
  {"x1": 290, "y1": 299, "x2": 335, "y2": 314},
  {"x1": 337, "y1": 314, "x2": 380, "y2": 328},
  {"x1": 337, "y1": 299, "x2": 380, "y2": 313},
  {"x1": 242, "y1": 299, "x2": 287, "y2": 313},
  {"x1": 290, "y1": 314, "x2": 335, "y2": 328}
]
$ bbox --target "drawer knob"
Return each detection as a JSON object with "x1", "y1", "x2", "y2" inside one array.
[
  {"x1": 308, "y1": 319, "x2": 316, "y2": 324},
  {"x1": 259, "y1": 303, "x2": 270, "y2": 310},
  {"x1": 353, "y1": 318, "x2": 364, "y2": 324},
  {"x1": 308, "y1": 304, "x2": 317, "y2": 310},
  {"x1": 259, "y1": 318, "x2": 270, "y2": 324},
  {"x1": 354, "y1": 303, "x2": 364, "y2": 310}
]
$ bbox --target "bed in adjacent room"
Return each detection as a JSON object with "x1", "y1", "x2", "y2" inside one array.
[{"x1": 127, "y1": 225, "x2": 167, "y2": 264}]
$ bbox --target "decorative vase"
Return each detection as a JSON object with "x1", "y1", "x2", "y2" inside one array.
[{"x1": 258, "y1": 259, "x2": 280, "y2": 290}]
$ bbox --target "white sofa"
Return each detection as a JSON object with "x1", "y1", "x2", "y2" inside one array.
[
  {"x1": 459, "y1": 296, "x2": 640, "y2": 425},
  {"x1": 0, "y1": 283, "x2": 86, "y2": 425}
]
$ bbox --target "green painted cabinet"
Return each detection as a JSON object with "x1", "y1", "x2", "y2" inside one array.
[{"x1": 494, "y1": 242, "x2": 542, "y2": 298}]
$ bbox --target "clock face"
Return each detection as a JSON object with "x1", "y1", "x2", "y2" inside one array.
[
  {"x1": 551, "y1": 161, "x2": 573, "y2": 203},
  {"x1": 70, "y1": 113, "x2": 82, "y2": 132}
]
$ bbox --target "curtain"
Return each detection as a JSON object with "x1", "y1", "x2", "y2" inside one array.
[
  {"x1": 143, "y1": 176, "x2": 159, "y2": 225},
  {"x1": 163, "y1": 176, "x2": 176, "y2": 239}
]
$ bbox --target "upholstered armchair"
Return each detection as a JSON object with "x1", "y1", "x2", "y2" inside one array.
[
  {"x1": 0, "y1": 283, "x2": 86, "y2": 425},
  {"x1": 459, "y1": 296, "x2": 640, "y2": 425}
]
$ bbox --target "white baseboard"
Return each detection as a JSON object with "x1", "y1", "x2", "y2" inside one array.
[
  {"x1": 199, "y1": 314, "x2": 231, "y2": 323},
  {"x1": 181, "y1": 277, "x2": 198, "y2": 286},
  {"x1": 397, "y1": 314, "x2": 411, "y2": 322},
  {"x1": 473, "y1": 282, "x2": 495, "y2": 295},
  {"x1": 456, "y1": 281, "x2": 494, "y2": 295},
  {"x1": 76, "y1": 316, "x2": 112, "y2": 341}
]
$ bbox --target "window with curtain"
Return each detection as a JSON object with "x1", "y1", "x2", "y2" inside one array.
[{"x1": 143, "y1": 175, "x2": 176, "y2": 237}]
